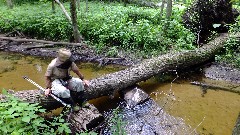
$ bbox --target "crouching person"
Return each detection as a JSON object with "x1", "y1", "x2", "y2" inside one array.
[{"x1": 44, "y1": 48, "x2": 89, "y2": 112}]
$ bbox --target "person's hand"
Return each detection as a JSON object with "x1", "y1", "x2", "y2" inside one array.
[
  {"x1": 83, "y1": 80, "x2": 90, "y2": 88},
  {"x1": 45, "y1": 88, "x2": 51, "y2": 96}
]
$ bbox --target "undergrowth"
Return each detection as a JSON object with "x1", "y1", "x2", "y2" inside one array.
[{"x1": 0, "y1": 1, "x2": 196, "y2": 56}]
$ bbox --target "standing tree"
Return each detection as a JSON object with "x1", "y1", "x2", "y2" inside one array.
[
  {"x1": 77, "y1": 0, "x2": 80, "y2": 10},
  {"x1": 52, "y1": 0, "x2": 55, "y2": 13},
  {"x1": 6, "y1": 0, "x2": 14, "y2": 9},
  {"x1": 70, "y1": 0, "x2": 83, "y2": 42},
  {"x1": 159, "y1": 0, "x2": 166, "y2": 19},
  {"x1": 166, "y1": 0, "x2": 172, "y2": 20},
  {"x1": 54, "y1": 0, "x2": 83, "y2": 43}
]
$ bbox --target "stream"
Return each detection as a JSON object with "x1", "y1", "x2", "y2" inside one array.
[{"x1": 0, "y1": 51, "x2": 239, "y2": 135}]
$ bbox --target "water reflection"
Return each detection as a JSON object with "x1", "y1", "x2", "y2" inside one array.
[{"x1": 141, "y1": 78, "x2": 240, "y2": 135}]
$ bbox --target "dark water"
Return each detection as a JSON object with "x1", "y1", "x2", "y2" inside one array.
[{"x1": 0, "y1": 51, "x2": 239, "y2": 135}]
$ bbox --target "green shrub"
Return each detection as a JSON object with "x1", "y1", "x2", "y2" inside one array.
[
  {"x1": 0, "y1": 89, "x2": 71, "y2": 135},
  {"x1": 215, "y1": 16, "x2": 240, "y2": 68}
]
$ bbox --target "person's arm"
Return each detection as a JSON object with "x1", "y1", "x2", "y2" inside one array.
[
  {"x1": 45, "y1": 76, "x2": 52, "y2": 96},
  {"x1": 72, "y1": 63, "x2": 90, "y2": 87},
  {"x1": 73, "y1": 68, "x2": 84, "y2": 80},
  {"x1": 45, "y1": 63, "x2": 53, "y2": 96}
]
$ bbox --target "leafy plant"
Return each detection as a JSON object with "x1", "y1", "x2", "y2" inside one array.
[
  {"x1": 0, "y1": 89, "x2": 71, "y2": 135},
  {"x1": 215, "y1": 15, "x2": 240, "y2": 68},
  {"x1": 108, "y1": 107, "x2": 126, "y2": 135}
]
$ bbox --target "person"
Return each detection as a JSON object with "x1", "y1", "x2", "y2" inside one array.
[{"x1": 44, "y1": 48, "x2": 89, "y2": 112}]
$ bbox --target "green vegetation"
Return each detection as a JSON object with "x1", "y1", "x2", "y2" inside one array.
[
  {"x1": 216, "y1": 15, "x2": 240, "y2": 68},
  {"x1": 0, "y1": 89, "x2": 71, "y2": 135},
  {"x1": 109, "y1": 107, "x2": 126, "y2": 135},
  {"x1": 0, "y1": 0, "x2": 239, "y2": 66},
  {"x1": 0, "y1": 89, "x2": 126, "y2": 134},
  {"x1": 0, "y1": 1, "x2": 196, "y2": 56}
]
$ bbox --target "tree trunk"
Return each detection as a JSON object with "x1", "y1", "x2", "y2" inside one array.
[
  {"x1": 70, "y1": 0, "x2": 83, "y2": 43},
  {"x1": 55, "y1": 0, "x2": 72, "y2": 22},
  {"x1": 6, "y1": 0, "x2": 13, "y2": 9},
  {"x1": 165, "y1": 0, "x2": 172, "y2": 20},
  {"x1": 85, "y1": 0, "x2": 88, "y2": 13},
  {"x1": 52, "y1": 0, "x2": 55, "y2": 13},
  {"x1": 76, "y1": 0, "x2": 80, "y2": 11},
  {"x1": 159, "y1": 0, "x2": 166, "y2": 19}
]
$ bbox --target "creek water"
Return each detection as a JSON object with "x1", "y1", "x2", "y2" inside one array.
[{"x1": 0, "y1": 51, "x2": 239, "y2": 135}]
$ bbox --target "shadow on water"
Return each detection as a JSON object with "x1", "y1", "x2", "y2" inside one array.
[{"x1": 0, "y1": 51, "x2": 239, "y2": 134}]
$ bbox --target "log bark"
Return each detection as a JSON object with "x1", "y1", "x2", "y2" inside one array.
[
  {"x1": 0, "y1": 36, "x2": 83, "y2": 47},
  {"x1": 85, "y1": 33, "x2": 237, "y2": 100}
]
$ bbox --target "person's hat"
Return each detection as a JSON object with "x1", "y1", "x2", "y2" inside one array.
[{"x1": 57, "y1": 48, "x2": 71, "y2": 62}]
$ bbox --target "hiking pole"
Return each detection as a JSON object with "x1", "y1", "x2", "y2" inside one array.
[{"x1": 22, "y1": 76, "x2": 71, "y2": 108}]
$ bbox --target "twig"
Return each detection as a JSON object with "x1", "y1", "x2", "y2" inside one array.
[{"x1": 189, "y1": 117, "x2": 205, "y2": 134}]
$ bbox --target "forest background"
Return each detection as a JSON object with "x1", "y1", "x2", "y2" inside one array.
[{"x1": 0, "y1": 0, "x2": 239, "y2": 67}]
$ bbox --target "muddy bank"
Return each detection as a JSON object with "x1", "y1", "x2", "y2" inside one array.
[
  {"x1": 204, "y1": 63, "x2": 240, "y2": 83},
  {"x1": 0, "y1": 39, "x2": 140, "y2": 66}
]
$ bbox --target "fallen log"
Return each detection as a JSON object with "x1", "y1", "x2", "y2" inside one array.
[
  {"x1": 0, "y1": 36, "x2": 83, "y2": 47},
  {"x1": 85, "y1": 33, "x2": 239, "y2": 100}
]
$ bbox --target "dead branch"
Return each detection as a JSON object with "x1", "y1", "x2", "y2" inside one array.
[{"x1": 0, "y1": 36, "x2": 83, "y2": 47}]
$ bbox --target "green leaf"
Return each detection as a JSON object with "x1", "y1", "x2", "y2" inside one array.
[
  {"x1": 22, "y1": 116, "x2": 31, "y2": 123},
  {"x1": 58, "y1": 126, "x2": 64, "y2": 133},
  {"x1": 11, "y1": 131, "x2": 20, "y2": 135},
  {"x1": 59, "y1": 118, "x2": 65, "y2": 123},
  {"x1": 6, "y1": 108, "x2": 15, "y2": 115},
  {"x1": 1, "y1": 89, "x2": 8, "y2": 95}
]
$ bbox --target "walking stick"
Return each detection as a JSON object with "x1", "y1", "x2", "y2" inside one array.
[{"x1": 22, "y1": 76, "x2": 71, "y2": 108}]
